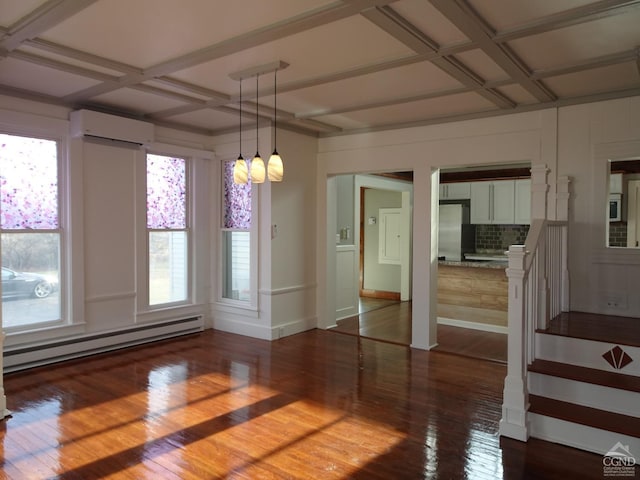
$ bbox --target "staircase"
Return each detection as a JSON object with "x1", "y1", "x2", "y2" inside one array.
[
  {"x1": 498, "y1": 212, "x2": 640, "y2": 458},
  {"x1": 528, "y1": 318, "x2": 640, "y2": 455}
]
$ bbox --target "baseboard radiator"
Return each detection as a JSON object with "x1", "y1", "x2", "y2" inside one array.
[{"x1": 3, "y1": 316, "x2": 204, "y2": 373}]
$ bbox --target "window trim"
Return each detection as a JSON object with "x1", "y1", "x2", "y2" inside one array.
[
  {"x1": 0, "y1": 129, "x2": 67, "y2": 332},
  {"x1": 218, "y1": 158, "x2": 259, "y2": 310},
  {"x1": 144, "y1": 151, "x2": 192, "y2": 310}
]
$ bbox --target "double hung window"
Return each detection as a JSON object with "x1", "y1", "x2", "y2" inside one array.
[
  {"x1": 221, "y1": 160, "x2": 251, "y2": 302},
  {"x1": 1, "y1": 133, "x2": 61, "y2": 329},
  {"x1": 146, "y1": 154, "x2": 188, "y2": 306}
]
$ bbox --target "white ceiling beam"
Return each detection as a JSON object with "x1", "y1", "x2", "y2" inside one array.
[
  {"x1": 429, "y1": 0, "x2": 556, "y2": 103},
  {"x1": 27, "y1": 38, "x2": 142, "y2": 75},
  {"x1": 0, "y1": 0, "x2": 99, "y2": 52},
  {"x1": 320, "y1": 86, "x2": 640, "y2": 137}
]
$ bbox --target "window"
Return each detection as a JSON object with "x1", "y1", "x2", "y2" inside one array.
[
  {"x1": 147, "y1": 154, "x2": 188, "y2": 305},
  {"x1": 221, "y1": 160, "x2": 251, "y2": 302},
  {"x1": 1, "y1": 133, "x2": 61, "y2": 328}
]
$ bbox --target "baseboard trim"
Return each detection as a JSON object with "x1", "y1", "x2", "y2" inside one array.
[{"x1": 437, "y1": 317, "x2": 508, "y2": 334}]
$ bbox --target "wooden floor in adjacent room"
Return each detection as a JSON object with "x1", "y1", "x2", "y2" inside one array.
[
  {"x1": 330, "y1": 300, "x2": 508, "y2": 363},
  {"x1": 0, "y1": 329, "x2": 605, "y2": 479}
]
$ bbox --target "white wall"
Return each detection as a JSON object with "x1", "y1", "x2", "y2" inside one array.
[{"x1": 557, "y1": 96, "x2": 640, "y2": 316}]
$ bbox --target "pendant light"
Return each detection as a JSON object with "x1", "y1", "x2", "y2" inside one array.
[
  {"x1": 250, "y1": 74, "x2": 266, "y2": 184},
  {"x1": 233, "y1": 78, "x2": 248, "y2": 184},
  {"x1": 268, "y1": 68, "x2": 284, "y2": 182}
]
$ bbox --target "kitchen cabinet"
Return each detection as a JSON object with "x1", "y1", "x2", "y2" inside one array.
[
  {"x1": 470, "y1": 180, "x2": 515, "y2": 224},
  {"x1": 514, "y1": 179, "x2": 531, "y2": 225},
  {"x1": 610, "y1": 173, "x2": 622, "y2": 194},
  {"x1": 439, "y1": 182, "x2": 471, "y2": 200}
]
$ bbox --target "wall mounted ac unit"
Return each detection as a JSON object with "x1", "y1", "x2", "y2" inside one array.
[{"x1": 70, "y1": 109, "x2": 154, "y2": 145}]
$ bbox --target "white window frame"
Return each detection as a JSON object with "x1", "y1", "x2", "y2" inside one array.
[
  {"x1": 144, "y1": 151, "x2": 192, "y2": 309},
  {"x1": 218, "y1": 158, "x2": 258, "y2": 310},
  {"x1": 0, "y1": 114, "x2": 71, "y2": 334}
]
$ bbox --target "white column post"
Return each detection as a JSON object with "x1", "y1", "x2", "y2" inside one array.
[
  {"x1": 499, "y1": 245, "x2": 530, "y2": 441},
  {"x1": 530, "y1": 165, "x2": 549, "y2": 220}
]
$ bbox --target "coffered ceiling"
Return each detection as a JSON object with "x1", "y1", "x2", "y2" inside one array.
[{"x1": 1, "y1": 0, "x2": 639, "y2": 138}]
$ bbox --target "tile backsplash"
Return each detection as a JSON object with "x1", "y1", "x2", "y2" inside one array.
[
  {"x1": 609, "y1": 222, "x2": 627, "y2": 247},
  {"x1": 475, "y1": 224, "x2": 530, "y2": 251}
]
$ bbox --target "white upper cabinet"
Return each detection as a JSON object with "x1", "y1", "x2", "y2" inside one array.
[
  {"x1": 610, "y1": 173, "x2": 623, "y2": 194},
  {"x1": 471, "y1": 180, "x2": 522, "y2": 224},
  {"x1": 514, "y1": 179, "x2": 531, "y2": 225},
  {"x1": 439, "y1": 182, "x2": 471, "y2": 200}
]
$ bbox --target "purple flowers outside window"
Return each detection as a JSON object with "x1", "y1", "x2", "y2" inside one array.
[
  {"x1": 223, "y1": 160, "x2": 251, "y2": 229},
  {"x1": 147, "y1": 154, "x2": 186, "y2": 229},
  {"x1": 0, "y1": 134, "x2": 58, "y2": 230}
]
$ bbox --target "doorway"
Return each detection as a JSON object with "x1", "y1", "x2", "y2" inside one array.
[{"x1": 330, "y1": 173, "x2": 413, "y2": 345}]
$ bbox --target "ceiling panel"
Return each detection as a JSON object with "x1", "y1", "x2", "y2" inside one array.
[
  {"x1": 40, "y1": 0, "x2": 335, "y2": 68},
  {"x1": 0, "y1": 57, "x2": 100, "y2": 96},
  {"x1": 275, "y1": 60, "x2": 463, "y2": 115},
  {"x1": 316, "y1": 91, "x2": 498, "y2": 128},
  {"x1": 165, "y1": 109, "x2": 246, "y2": 132},
  {"x1": 90, "y1": 88, "x2": 190, "y2": 115},
  {"x1": 507, "y1": 12, "x2": 640, "y2": 71},
  {"x1": 543, "y1": 62, "x2": 640, "y2": 98},
  {"x1": 466, "y1": 0, "x2": 596, "y2": 30},
  {"x1": 168, "y1": 15, "x2": 414, "y2": 95}
]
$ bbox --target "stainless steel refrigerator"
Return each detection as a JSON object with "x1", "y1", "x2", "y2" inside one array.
[{"x1": 438, "y1": 202, "x2": 476, "y2": 261}]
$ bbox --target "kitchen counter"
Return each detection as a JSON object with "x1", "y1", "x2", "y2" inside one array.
[{"x1": 438, "y1": 259, "x2": 507, "y2": 269}]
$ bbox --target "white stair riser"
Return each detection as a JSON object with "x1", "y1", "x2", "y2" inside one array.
[
  {"x1": 535, "y1": 333, "x2": 640, "y2": 376},
  {"x1": 530, "y1": 413, "x2": 640, "y2": 457},
  {"x1": 529, "y1": 373, "x2": 640, "y2": 418}
]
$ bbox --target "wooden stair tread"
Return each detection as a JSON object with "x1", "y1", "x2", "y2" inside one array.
[
  {"x1": 529, "y1": 395, "x2": 640, "y2": 438},
  {"x1": 529, "y1": 359, "x2": 640, "y2": 393},
  {"x1": 540, "y1": 311, "x2": 640, "y2": 348}
]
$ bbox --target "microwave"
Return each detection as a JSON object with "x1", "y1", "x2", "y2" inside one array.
[{"x1": 609, "y1": 193, "x2": 622, "y2": 222}]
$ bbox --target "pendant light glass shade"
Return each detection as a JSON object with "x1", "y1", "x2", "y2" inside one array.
[
  {"x1": 233, "y1": 155, "x2": 248, "y2": 184},
  {"x1": 267, "y1": 151, "x2": 283, "y2": 182},
  {"x1": 250, "y1": 153, "x2": 265, "y2": 183},
  {"x1": 267, "y1": 68, "x2": 284, "y2": 182},
  {"x1": 234, "y1": 78, "x2": 248, "y2": 184},
  {"x1": 250, "y1": 74, "x2": 266, "y2": 184}
]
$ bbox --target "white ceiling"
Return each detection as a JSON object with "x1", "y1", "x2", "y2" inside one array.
[{"x1": 1, "y1": 0, "x2": 639, "y2": 138}]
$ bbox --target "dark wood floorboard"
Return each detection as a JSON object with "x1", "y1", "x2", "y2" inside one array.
[
  {"x1": 0, "y1": 329, "x2": 605, "y2": 479},
  {"x1": 544, "y1": 311, "x2": 640, "y2": 347},
  {"x1": 331, "y1": 301, "x2": 507, "y2": 363}
]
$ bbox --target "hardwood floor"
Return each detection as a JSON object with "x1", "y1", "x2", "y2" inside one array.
[
  {"x1": 0, "y1": 329, "x2": 605, "y2": 479},
  {"x1": 331, "y1": 300, "x2": 507, "y2": 363}
]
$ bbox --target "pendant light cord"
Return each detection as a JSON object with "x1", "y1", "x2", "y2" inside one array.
[
  {"x1": 255, "y1": 74, "x2": 259, "y2": 156},
  {"x1": 273, "y1": 69, "x2": 277, "y2": 150},
  {"x1": 239, "y1": 78, "x2": 242, "y2": 155}
]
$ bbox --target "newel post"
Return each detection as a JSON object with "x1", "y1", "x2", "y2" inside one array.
[{"x1": 499, "y1": 245, "x2": 530, "y2": 441}]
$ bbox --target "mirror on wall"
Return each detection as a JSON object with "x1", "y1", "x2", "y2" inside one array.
[{"x1": 607, "y1": 159, "x2": 640, "y2": 248}]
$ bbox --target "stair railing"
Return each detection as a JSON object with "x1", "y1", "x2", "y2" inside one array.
[{"x1": 499, "y1": 217, "x2": 569, "y2": 441}]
